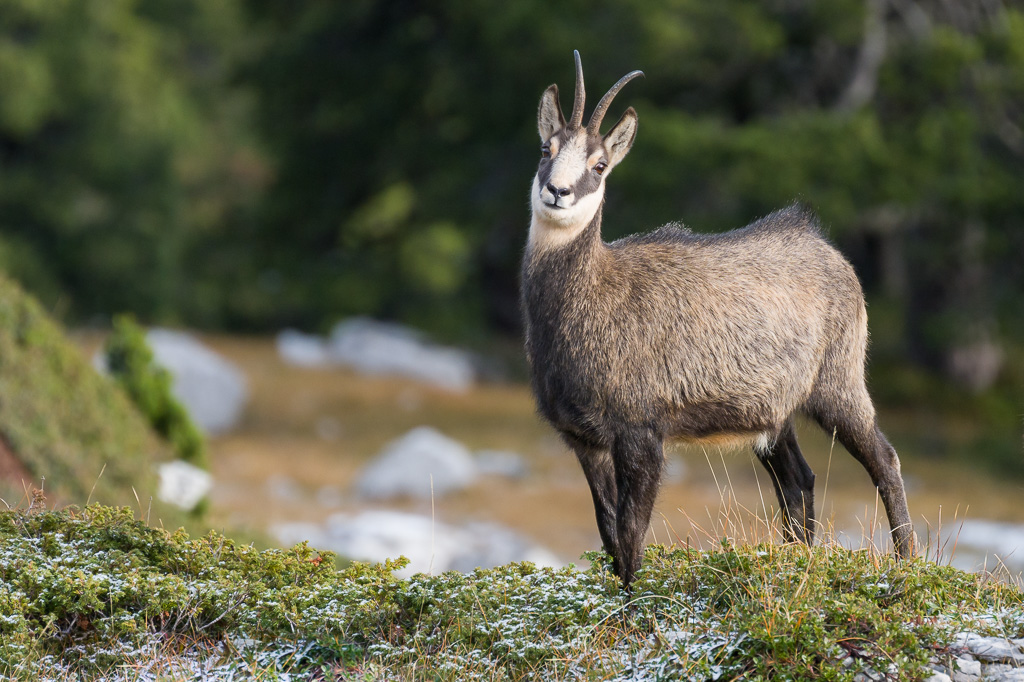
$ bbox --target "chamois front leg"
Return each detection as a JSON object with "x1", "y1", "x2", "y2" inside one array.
[
  {"x1": 611, "y1": 429, "x2": 663, "y2": 588},
  {"x1": 566, "y1": 435, "x2": 620, "y2": 563}
]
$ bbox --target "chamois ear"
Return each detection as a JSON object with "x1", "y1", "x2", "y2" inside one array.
[
  {"x1": 538, "y1": 84, "x2": 565, "y2": 141},
  {"x1": 602, "y1": 106, "x2": 638, "y2": 169}
]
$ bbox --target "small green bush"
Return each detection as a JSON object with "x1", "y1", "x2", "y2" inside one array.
[{"x1": 104, "y1": 315, "x2": 208, "y2": 470}]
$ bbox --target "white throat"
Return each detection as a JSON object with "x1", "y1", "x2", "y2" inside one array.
[{"x1": 528, "y1": 175, "x2": 604, "y2": 252}]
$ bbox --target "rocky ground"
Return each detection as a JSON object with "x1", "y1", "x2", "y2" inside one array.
[{"x1": 926, "y1": 633, "x2": 1024, "y2": 681}]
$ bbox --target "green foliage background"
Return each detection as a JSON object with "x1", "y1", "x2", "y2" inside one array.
[{"x1": 1, "y1": 1, "x2": 1023, "y2": 434}]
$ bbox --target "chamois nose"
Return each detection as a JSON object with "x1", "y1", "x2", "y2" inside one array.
[{"x1": 546, "y1": 183, "x2": 571, "y2": 198}]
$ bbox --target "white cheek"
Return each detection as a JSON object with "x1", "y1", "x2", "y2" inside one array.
[
  {"x1": 560, "y1": 187, "x2": 603, "y2": 225},
  {"x1": 530, "y1": 175, "x2": 547, "y2": 213}
]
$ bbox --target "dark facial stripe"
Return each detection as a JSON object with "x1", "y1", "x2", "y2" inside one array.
[{"x1": 536, "y1": 131, "x2": 606, "y2": 201}]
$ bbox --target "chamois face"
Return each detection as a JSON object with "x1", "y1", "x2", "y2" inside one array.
[
  {"x1": 529, "y1": 54, "x2": 642, "y2": 250},
  {"x1": 531, "y1": 124, "x2": 608, "y2": 231}
]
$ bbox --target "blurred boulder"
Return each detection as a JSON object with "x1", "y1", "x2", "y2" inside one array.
[
  {"x1": 449, "y1": 521, "x2": 559, "y2": 573},
  {"x1": 356, "y1": 426, "x2": 477, "y2": 500},
  {"x1": 950, "y1": 519, "x2": 1024, "y2": 573},
  {"x1": 272, "y1": 510, "x2": 560, "y2": 578},
  {"x1": 145, "y1": 329, "x2": 248, "y2": 435},
  {"x1": 475, "y1": 449, "x2": 529, "y2": 479},
  {"x1": 157, "y1": 460, "x2": 212, "y2": 511},
  {"x1": 276, "y1": 328, "x2": 330, "y2": 367},
  {"x1": 328, "y1": 317, "x2": 475, "y2": 392}
]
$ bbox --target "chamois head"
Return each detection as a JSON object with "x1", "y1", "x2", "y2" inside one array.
[{"x1": 530, "y1": 51, "x2": 643, "y2": 245}]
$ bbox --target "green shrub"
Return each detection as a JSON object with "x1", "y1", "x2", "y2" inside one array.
[{"x1": 104, "y1": 315, "x2": 208, "y2": 470}]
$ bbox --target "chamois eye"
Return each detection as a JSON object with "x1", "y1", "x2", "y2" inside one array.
[
  {"x1": 594, "y1": 161, "x2": 608, "y2": 175},
  {"x1": 541, "y1": 144, "x2": 551, "y2": 158}
]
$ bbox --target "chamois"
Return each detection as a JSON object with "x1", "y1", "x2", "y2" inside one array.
[{"x1": 521, "y1": 52, "x2": 915, "y2": 588}]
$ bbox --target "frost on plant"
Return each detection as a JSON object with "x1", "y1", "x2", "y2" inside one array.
[{"x1": 1, "y1": 505, "x2": 1022, "y2": 680}]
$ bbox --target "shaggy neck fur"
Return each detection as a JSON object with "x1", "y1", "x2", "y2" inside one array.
[{"x1": 525, "y1": 204, "x2": 606, "y2": 281}]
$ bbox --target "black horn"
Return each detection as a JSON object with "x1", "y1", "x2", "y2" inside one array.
[
  {"x1": 587, "y1": 69, "x2": 644, "y2": 135},
  {"x1": 568, "y1": 50, "x2": 586, "y2": 130}
]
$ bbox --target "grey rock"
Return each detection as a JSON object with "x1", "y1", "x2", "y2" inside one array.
[
  {"x1": 923, "y1": 672, "x2": 952, "y2": 682},
  {"x1": 355, "y1": 426, "x2": 477, "y2": 500},
  {"x1": 986, "y1": 667, "x2": 1024, "y2": 682},
  {"x1": 925, "y1": 667, "x2": 954, "y2": 679},
  {"x1": 950, "y1": 654, "x2": 981, "y2": 682},
  {"x1": 146, "y1": 329, "x2": 248, "y2": 434},
  {"x1": 448, "y1": 522, "x2": 558, "y2": 573},
  {"x1": 854, "y1": 670, "x2": 882, "y2": 682},
  {"x1": 276, "y1": 329, "x2": 330, "y2": 367},
  {"x1": 954, "y1": 632, "x2": 1024, "y2": 665},
  {"x1": 984, "y1": 663, "x2": 1015, "y2": 675},
  {"x1": 157, "y1": 460, "x2": 212, "y2": 511},
  {"x1": 476, "y1": 450, "x2": 529, "y2": 479},
  {"x1": 328, "y1": 317, "x2": 475, "y2": 392},
  {"x1": 951, "y1": 521, "x2": 1024, "y2": 573},
  {"x1": 271, "y1": 510, "x2": 560, "y2": 578},
  {"x1": 853, "y1": 665, "x2": 892, "y2": 682}
]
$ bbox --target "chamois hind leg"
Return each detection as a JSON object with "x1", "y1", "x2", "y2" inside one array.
[
  {"x1": 756, "y1": 421, "x2": 816, "y2": 545},
  {"x1": 565, "y1": 435, "x2": 620, "y2": 564},
  {"x1": 809, "y1": 386, "x2": 915, "y2": 558},
  {"x1": 611, "y1": 429, "x2": 663, "y2": 588}
]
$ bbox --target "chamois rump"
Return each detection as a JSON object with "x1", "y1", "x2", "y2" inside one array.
[{"x1": 520, "y1": 52, "x2": 915, "y2": 588}]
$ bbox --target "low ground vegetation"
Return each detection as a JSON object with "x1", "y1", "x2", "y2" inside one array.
[{"x1": 1, "y1": 503, "x2": 1021, "y2": 681}]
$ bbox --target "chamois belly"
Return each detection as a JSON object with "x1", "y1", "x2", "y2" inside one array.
[{"x1": 532, "y1": 348, "x2": 781, "y2": 449}]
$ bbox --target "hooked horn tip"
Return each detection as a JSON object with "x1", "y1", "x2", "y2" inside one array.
[{"x1": 586, "y1": 68, "x2": 645, "y2": 133}]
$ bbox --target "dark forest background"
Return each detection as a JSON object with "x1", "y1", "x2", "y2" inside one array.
[{"x1": 2, "y1": 0, "x2": 1023, "y2": 467}]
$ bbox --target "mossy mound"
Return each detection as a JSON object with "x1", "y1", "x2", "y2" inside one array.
[
  {"x1": 0, "y1": 274, "x2": 173, "y2": 514},
  {"x1": 1, "y1": 505, "x2": 1022, "y2": 680}
]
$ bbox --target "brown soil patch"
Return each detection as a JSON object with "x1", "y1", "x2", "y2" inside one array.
[{"x1": 0, "y1": 432, "x2": 35, "y2": 502}]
